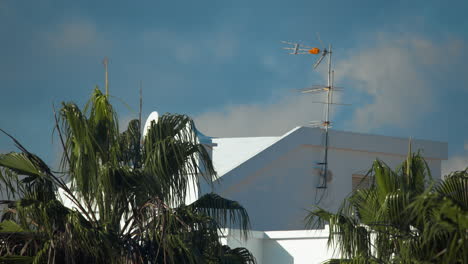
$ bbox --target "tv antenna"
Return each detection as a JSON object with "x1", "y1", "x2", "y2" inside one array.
[{"x1": 282, "y1": 36, "x2": 347, "y2": 190}]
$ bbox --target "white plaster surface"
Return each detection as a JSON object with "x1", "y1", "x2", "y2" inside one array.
[
  {"x1": 221, "y1": 227, "x2": 338, "y2": 264},
  {"x1": 212, "y1": 136, "x2": 280, "y2": 177}
]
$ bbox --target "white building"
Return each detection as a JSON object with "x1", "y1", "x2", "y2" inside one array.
[{"x1": 196, "y1": 126, "x2": 447, "y2": 264}]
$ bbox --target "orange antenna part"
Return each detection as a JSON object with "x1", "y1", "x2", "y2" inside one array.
[{"x1": 309, "y1": 48, "x2": 320, "y2": 54}]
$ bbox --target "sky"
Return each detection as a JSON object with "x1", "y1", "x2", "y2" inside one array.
[{"x1": 1, "y1": 0, "x2": 468, "y2": 174}]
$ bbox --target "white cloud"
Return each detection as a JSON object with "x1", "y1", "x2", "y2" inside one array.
[
  {"x1": 45, "y1": 19, "x2": 101, "y2": 52},
  {"x1": 194, "y1": 93, "x2": 330, "y2": 137},
  {"x1": 141, "y1": 28, "x2": 239, "y2": 64},
  {"x1": 442, "y1": 142, "x2": 468, "y2": 176},
  {"x1": 174, "y1": 42, "x2": 198, "y2": 64},
  {"x1": 442, "y1": 154, "x2": 468, "y2": 176},
  {"x1": 261, "y1": 55, "x2": 279, "y2": 71},
  {"x1": 118, "y1": 115, "x2": 138, "y2": 133},
  {"x1": 211, "y1": 31, "x2": 238, "y2": 60},
  {"x1": 335, "y1": 33, "x2": 461, "y2": 131}
]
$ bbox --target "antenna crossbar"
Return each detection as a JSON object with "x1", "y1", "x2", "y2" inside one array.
[{"x1": 298, "y1": 86, "x2": 343, "y2": 94}]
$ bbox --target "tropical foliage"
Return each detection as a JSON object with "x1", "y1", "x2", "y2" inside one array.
[
  {"x1": 307, "y1": 151, "x2": 468, "y2": 264},
  {"x1": 0, "y1": 88, "x2": 255, "y2": 263}
]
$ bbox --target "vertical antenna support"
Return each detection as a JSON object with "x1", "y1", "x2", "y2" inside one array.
[
  {"x1": 322, "y1": 44, "x2": 332, "y2": 188},
  {"x1": 103, "y1": 57, "x2": 109, "y2": 96},
  {"x1": 139, "y1": 81, "x2": 143, "y2": 135},
  {"x1": 326, "y1": 44, "x2": 332, "y2": 127}
]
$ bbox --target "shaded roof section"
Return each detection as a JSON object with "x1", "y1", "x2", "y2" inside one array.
[{"x1": 209, "y1": 126, "x2": 448, "y2": 178}]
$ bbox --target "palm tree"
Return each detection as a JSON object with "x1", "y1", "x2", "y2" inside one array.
[
  {"x1": 0, "y1": 88, "x2": 256, "y2": 263},
  {"x1": 307, "y1": 151, "x2": 467, "y2": 263}
]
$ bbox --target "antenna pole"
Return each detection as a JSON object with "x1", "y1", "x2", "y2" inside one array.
[
  {"x1": 326, "y1": 44, "x2": 332, "y2": 128},
  {"x1": 103, "y1": 57, "x2": 109, "y2": 96},
  {"x1": 139, "y1": 81, "x2": 143, "y2": 135},
  {"x1": 322, "y1": 44, "x2": 332, "y2": 188}
]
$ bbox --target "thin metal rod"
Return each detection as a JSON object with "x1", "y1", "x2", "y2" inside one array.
[
  {"x1": 139, "y1": 81, "x2": 143, "y2": 135},
  {"x1": 322, "y1": 44, "x2": 332, "y2": 188},
  {"x1": 326, "y1": 45, "x2": 332, "y2": 128},
  {"x1": 103, "y1": 57, "x2": 109, "y2": 96}
]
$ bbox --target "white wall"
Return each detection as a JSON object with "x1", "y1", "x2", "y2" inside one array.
[
  {"x1": 220, "y1": 229, "x2": 265, "y2": 263},
  {"x1": 221, "y1": 227, "x2": 339, "y2": 264}
]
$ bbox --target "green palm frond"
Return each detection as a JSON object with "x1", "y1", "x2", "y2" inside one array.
[
  {"x1": 436, "y1": 170, "x2": 468, "y2": 210},
  {"x1": 0, "y1": 153, "x2": 43, "y2": 178},
  {"x1": 0, "y1": 87, "x2": 254, "y2": 263},
  {"x1": 0, "y1": 255, "x2": 34, "y2": 264},
  {"x1": 307, "y1": 151, "x2": 467, "y2": 263},
  {"x1": 0, "y1": 220, "x2": 24, "y2": 232},
  {"x1": 219, "y1": 246, "x2": 256, "y2": 264},
  {"x1": 0, "y1": 166, "x2": 23, "y2": 199},
  {"x1": 189, "y1": 193, "x2": 251, "y2": 238}
]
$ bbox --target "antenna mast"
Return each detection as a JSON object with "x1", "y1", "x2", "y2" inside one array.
[
  {"x1": 322, "y1": 44, "x2": 332, "y2": 189},
  {"x1": 139, "y1": 81, "x2": 143, "y2": 135},
  {"x1": 282, "y1": 40, "x2": 345, "y2": 189},
  {"x1": 103, "y1": 57, "x2": 109, "y2": 96}
]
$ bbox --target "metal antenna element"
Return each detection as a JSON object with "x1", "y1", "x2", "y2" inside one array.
[
  {"x1": 103, "y1": 57, "x2": 109, "y2": 96},
  {"x1": 139, "y1": 81, "x2": 143, "y2": 136},
  {"x1": 281, "y1": 41, "x2": 320, "y2": 55},
  {"x1": 283, "y1": 39, "x2": 348, "y2": 190}
]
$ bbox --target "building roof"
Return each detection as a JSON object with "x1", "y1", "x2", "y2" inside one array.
[{"x1": 210, "y1": 126, "x2": 448, "y2": 178}]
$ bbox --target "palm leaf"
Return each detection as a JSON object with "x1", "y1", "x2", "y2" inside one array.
[
  {"x1": 0, "y1": 256, "x2": 34, "y2": 264},
  {"x1": 219, "y1": 246, "x2": 256, "y2": 264},
  {"x1": 0, "y1": 153, "x2": 42, "y2": 178},
  {"x1": 189, "y1": 193, "x2": 251, "y2": 238}
]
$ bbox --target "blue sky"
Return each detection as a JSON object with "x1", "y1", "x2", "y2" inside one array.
[{"x1": 1, "y1": 0, "x2": 468, "y2": 173}]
